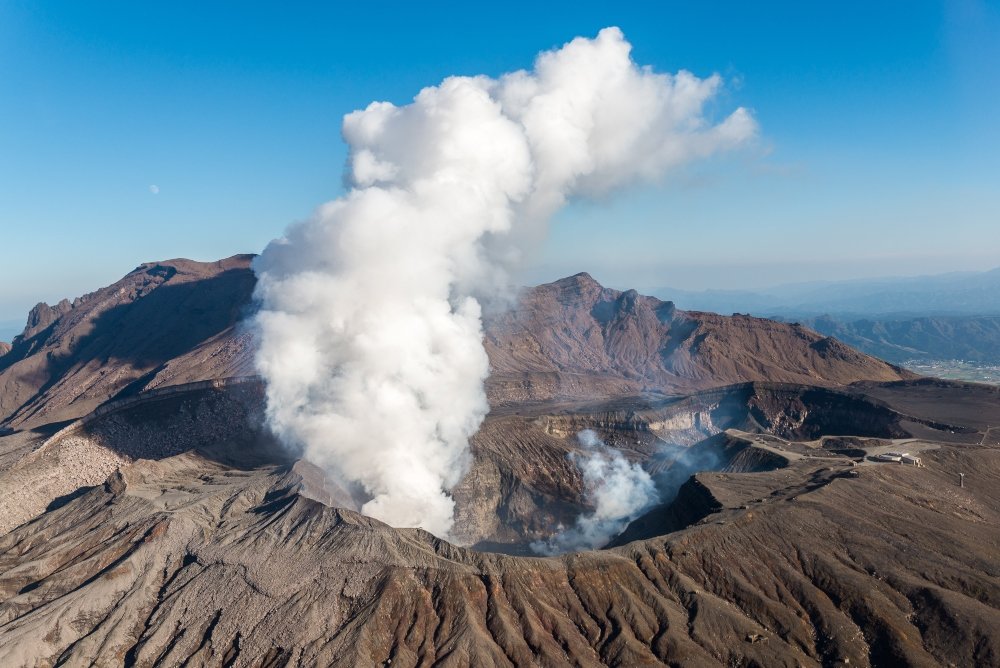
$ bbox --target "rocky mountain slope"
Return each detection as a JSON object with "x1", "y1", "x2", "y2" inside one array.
[
  {"x1": 0, "y1": 256, "x2": 256, "y2": 429},
  {"x1": 1, "y1": 379, "x2": 998, "y2": 667},
  {"x1": 0, "y1": 260, "x2": 911, "y2": 430},
  {"x1": 484, "y1": 273, "x2": 910, "y2": 404},
  {"x1": 1, "y1": 256, "x2": 997, "y2": 667}
]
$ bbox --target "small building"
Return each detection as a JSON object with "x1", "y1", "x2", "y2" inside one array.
[{"x1": 901, "y1": 454, "x2": 923, "y2": 467}]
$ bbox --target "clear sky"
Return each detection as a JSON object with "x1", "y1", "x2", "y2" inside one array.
[{"x1": 2, "y1": 0, "x2": 999, "y2": 333}]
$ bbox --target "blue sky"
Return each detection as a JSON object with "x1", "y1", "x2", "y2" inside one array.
[{"x1": 2, "y1": 1, "x2": 999, "y2": 334}]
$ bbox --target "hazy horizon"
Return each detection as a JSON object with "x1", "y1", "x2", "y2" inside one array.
[{"x1": 3, "y1": 255, "x2": 1000, "y2": 344}]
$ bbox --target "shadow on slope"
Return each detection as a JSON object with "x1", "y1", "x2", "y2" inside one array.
[
  {"x1": 0, "y1": 264, "x2": 256, "y2": 427},
  {"x1": 49, "y1": 381, "x2": 287, "y2": 470}
]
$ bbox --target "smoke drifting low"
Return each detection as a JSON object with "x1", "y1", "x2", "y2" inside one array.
[
  {"x1": 253, "y1": 28, "x2": 756, "y2": 538},
  {"x1": 654, "y1": 441, "x2": 724, "y2": 505},
  {"x1": 533, "y1": 430, "x2": 659, "y2": 554}
]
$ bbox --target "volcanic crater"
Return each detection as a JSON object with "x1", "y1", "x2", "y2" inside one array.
[{"x1": 1, "y1": 257, "x2": 998, "y2": 666}]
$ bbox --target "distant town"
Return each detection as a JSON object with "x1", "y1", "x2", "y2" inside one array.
[{"x1": 902, "y1": 359, "x2": 1000, "y2": 385}]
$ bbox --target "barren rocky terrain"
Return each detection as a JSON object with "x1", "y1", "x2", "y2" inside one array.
[
  {"x1": 0, "y1": 256, "x2": 256, "y2": 430},
  {"x1": 484, "y1": 273, "x2": 912, "y2": 405},
  {"x1": 0, "y1": 258, "x2": 912, "y2": 431},
  {"x1": 0, "y1": 257, "x2": 997, "y2": 667}
]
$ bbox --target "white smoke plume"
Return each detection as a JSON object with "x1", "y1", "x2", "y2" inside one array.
[
  {"x1": 533, "y1": 430, "x2": 659, "y2": 555},
  {"x1": 253, "y1": 27, "x2": 756, "y2": 539}
]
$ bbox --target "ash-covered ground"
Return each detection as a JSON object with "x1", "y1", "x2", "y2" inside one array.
[{"x1": 1, "y1": 258, "x2": 998, "y2": 666}]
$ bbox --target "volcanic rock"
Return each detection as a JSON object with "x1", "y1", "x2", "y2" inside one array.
[
  {"x1": 0, "y1": 257, "x2": 995, "y2": 667},
  {"x1": 483, "y1": 272, "x2": 911, "y2": 404},
  {"x1": 0, "y1": 260, "x2": 911, "y2": 432},
  {"x1": 0, "y1": 255, "x2": 256, "y2": 429},
  {"x1": 1, "y1": 381, "x2": 998, "y2": 666}
]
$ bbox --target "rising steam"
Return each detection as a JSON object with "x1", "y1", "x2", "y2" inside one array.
[
  {"x1": 253, "y1": 27, "x2": 756, "y2": 538},
  {"x1": 532, "y1": 430, "x2": 659, "y2": 555}
]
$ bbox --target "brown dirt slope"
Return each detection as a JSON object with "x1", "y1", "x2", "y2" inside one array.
[
  {"x1": 484, "y1": 273, "x2": 912, "y2": 404},
  {"x1": 0, "y1": 255, "x2": 255, "y2": 429},
  {"x1": 0, "y1": 263, "x2": 911, "y2": 430},
  {"x1": 0, "y1": 377, "x2": 982, "y2": 552},
  {"x1": 0, "y1": 258, "x2": 994, "y2": 667},
  {"x1": 0, "y1": 432, "x2": 997, "y2": 667}
]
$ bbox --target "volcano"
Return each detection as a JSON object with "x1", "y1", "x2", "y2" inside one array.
[{"x1": 1, "y1": 257, "x2": 998, "y2": 666}]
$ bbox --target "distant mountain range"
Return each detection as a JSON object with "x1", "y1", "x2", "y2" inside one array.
[
  {"x1": 792, "y1": 314, "x2": 1000, "y2": 364},
  {"x1": 649, "y1": 266, "x2": 1000, "y2": 364},
  {"x1": 651, "y1": 266, "x2": 1000, "y2": 318}
]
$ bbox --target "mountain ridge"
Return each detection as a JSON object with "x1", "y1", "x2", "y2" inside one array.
[
  {"x1": 485, "y1": 270, "x2": 911, "y2": 404},
  {"x1": 652, "y1": 264, "x2": 1000, "y2": 316},
  {"x1": 0, "y1": 256, "x2": 998, "y2": 666},
  {"x1": 0, "y1": 257, "x2": 911, "y2": 430}
]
